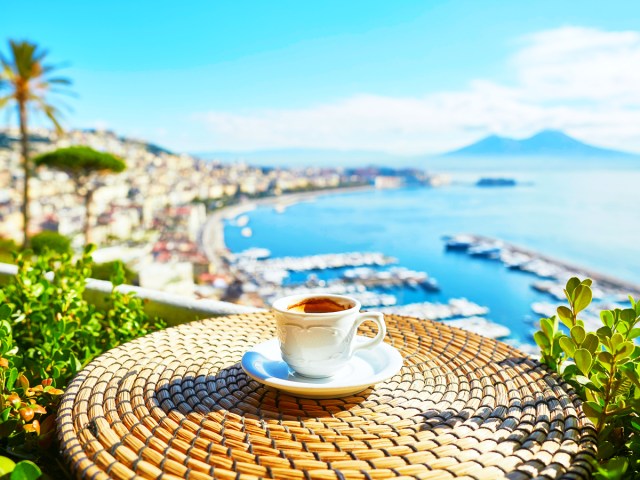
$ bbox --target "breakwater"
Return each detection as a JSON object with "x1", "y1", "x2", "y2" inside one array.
[{"x1": 445, "y1": 233, "x2": 640, "y2": 297}]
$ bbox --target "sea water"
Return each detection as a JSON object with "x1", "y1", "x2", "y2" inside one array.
[{"x1": 225, "y1": 159, "x2": 640, "y2": 343}]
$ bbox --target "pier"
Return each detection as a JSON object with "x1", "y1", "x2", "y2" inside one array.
[
  {"x1": 341, "y1": 266, "x2": 439, "y2": 290},
  {"x1": 254, "y1": 252, "x2": 397, "y2": 272},
  {"x1": 381, "y1": 298, "x2": 489, "y2": 320},
  {"x1": 445, "y1": 233, "x2": 640, "y2": 297}
]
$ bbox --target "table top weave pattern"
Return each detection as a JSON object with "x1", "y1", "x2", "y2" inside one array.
[{"x1": 57, "y1": 312, "x2": 596, "y2": 480}]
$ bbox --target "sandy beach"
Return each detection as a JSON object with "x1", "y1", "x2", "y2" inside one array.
[{"x1": 200, "y1": 185, "x2": 374, "y2": 264}]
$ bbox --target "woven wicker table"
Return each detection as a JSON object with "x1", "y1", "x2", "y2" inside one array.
[{"x1": 57, "y1": 313, "x2": 596, "y2": 480}]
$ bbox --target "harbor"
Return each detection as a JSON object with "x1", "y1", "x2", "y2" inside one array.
[
  {"x1": 199, "y1": 190, "x2": 640, "y2": 349},
  {"x1": 444, "y1": 233, "x2": 639, "y2": 338}
]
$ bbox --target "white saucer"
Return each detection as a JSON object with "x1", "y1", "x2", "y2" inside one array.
[{"x1": 241, "y1": 337, "x2": 404, "y2": 398}]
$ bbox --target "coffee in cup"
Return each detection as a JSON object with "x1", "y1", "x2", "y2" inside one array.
[
  {"x1": 272, "y1": 294, "x2": 386, "y2": 378},
  {"x1": 286, "y1": 297, "x2": 349, "y2": 313}
]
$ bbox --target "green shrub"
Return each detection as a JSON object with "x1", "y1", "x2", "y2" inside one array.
[
  {"x1": 0, "y1": 246, "x2": 165, "y2": 468},
  {"x1": 29, "y1": 231, "x2": 71, "y2": 256},
  {"x1": 534, "y1": 277, "x2": 640, "y2": 479},
  {"x1": 0, "y1": 455, "x2": 41, "y2": 480},
  {"x1": 90, "y1": 260, "x2": 137, "y2": 285},
  {"x1": 0, "y1": 238, "x2": 18, "y2": 265}
]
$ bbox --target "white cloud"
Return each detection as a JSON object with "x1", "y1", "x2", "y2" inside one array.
[
  {"x1": 513, "y1": 27, "x2": 640, "y2": 105},
  {"x1": 193, "y1": 26, "x2": 640, "y2": 154}
]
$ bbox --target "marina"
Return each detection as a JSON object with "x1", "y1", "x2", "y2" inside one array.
[
  {"x1": 445, "y1": 233, "x2": 639, "y2": 343},
  {"x1": 226, "y1": 249, "x2": 502, "y2": 338},
  {"x1": 229, "y1": 250, "x2": 413, "y2": 307}
]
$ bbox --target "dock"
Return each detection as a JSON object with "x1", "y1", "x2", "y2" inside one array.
[
  {"x1": 255, "y1": 252, "x2": 397, "y2": 272},
  {"x1": 381, "y1": 298, "x2": 489, "y2": 320},
  {"x1": 445, "y1": 233, "x2": 640, "y2": 297}
]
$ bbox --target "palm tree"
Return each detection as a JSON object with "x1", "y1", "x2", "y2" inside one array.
[
  {"x1": 0, "y1": 40, "x2": 71, "y2": 248},
  {"x1": 34, "y1": 146, "x2": 126, "y2": 244}
]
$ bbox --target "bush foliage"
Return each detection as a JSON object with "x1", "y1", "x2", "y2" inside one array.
[
  {"x1": 0, "y1": 246, "x2": 165, "y2": 468},
  {"x1": 90, "y1": 260, "x2": 137, "y2": 285},
  {"x1": 535, "y1": 277, "x2": 640, "y2": 479},
  {"x1": 29, "y1": 232, "x2": 71, "y2": 256}
]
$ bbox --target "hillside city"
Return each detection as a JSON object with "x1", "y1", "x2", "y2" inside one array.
[{"x1": 0, "y1": 128, "x2": 436, "y2": 306}]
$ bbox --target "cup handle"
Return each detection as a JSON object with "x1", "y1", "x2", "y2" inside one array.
[{"x1": 352, "y1": 312, "x2": 386, "y2": 353}]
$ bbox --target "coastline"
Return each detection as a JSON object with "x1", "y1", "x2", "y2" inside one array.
[{"x1": 200, "y1": 185, "x2": 374, "y2": 264}]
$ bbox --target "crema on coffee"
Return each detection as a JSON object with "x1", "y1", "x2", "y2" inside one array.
[{"x1": 287, "y1": 297, "x2": 350, "y2": 313}]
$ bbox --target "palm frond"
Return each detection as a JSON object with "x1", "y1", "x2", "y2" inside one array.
[
  {"x1": 1, "y1": 39, "x2": 73, "y2": 132},
  {"x1": 47, "y1": 77, "x2": 72, "y2": 85},
  {"x1": 36, "y1": 100, "x2": 64, "y2": 134},
  {"x1": 41, "y1": 61, "x2": 71, "y2": 74}
]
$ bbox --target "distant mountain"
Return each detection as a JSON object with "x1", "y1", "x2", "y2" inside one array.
[{"x1": 446, "y1": 130, "x2": 635, "y2": 157}]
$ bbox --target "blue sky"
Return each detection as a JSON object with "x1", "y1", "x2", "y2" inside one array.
[{"x1": 2, "y1": 1, "x2": 640, "y2": 154}]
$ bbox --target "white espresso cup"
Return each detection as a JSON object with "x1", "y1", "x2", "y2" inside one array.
[{"x1": 272, "y1": 294, "x2": 386, "y2": 378}]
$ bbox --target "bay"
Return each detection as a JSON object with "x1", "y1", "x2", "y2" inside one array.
[{"x1": 225, "y1": 159, "x2": 640, "y2": 344}]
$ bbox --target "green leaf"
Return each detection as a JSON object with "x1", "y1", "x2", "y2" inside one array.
[
  {"x1": 30, "y1": 283, "x2": 44, "y2": 298},
  {"x1": 556, "y1": 306, "x2": 573, "y2": 327},
  {"x1": 610, "y1": 332, "x2": 624, "y2": 352},
  {"x1": 616, "y1": 341, "x2": 635, "y2": 359},
  {"x1": 574, "y1": 375, "x2": 591, "y2": 386},
  {"x1": 570, "y1": 325, "x2": 586, "y2": 345},
  {"x1": 0, "y1": 304, "x2": 11, "y2": 320},
  {"x1": 540, "y1": 317, "x2": 554, "y2": 340},
  {"x1": 589, "y1": 372, "x2": 604, "y2": 389},
  {"x1": 597, "y1": 326, "x2": 613, "y2": 347},
  {"x1": 581, "y1": 333, "x2": 599, "y2": 354},
  {"x1": 562, "y1": 363, "x2": 579, "y2": 378},
  {"x1": 598, "y1": 351, "x2": 614, "y2": 367},
  {"x1": 574, "y1": 348, "x2": 593, "y2": 375},
  {"x1": 573, "y1": 285, "x2": 592, "y2": 313},
  {"x1": 616, "y1": 321, "x2": 630, "y2": 335},
  {"x1": 597, "y1": 457, "x2": 628, "y2": 479},
  {"x1": 566, "y1": 277, "x2": 580, "y2": 298},
  {"x1": 6, "y1": 368, "x2": 18, "y2": 390},
  {"x1": 620, "y1": 308, "x2": 636, "y2": 325},
  {"x1": 70, "y1": 353, "x2": 82, "y2": 372},
  {"x1": 629, "y1": 328, "x2": 640, "y2": 339},
  {"x1": 1, "y1": 408, "x2": 11, "y2": 422},
  {"x1": 559, "y1": 336, "x2": 576, "y2": 357},
  {"x1": 600, "y1": 310, "x2": 615, "y2": 328},
  {"x1": 9, "y1": 460, "x2": 42, "y2": 480},
  {"x1": 533, "y1": 331, "x2": 550, "y2": 349},
  {"x1": 620, "y1": 365, "x2": 640, "y2": 388},
  {"x1": 582, "y1": 400, "x2": 602, "y2": 424},
  {"x1": 581, "y1": 279, "x2": 593, "y2": 287}
]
